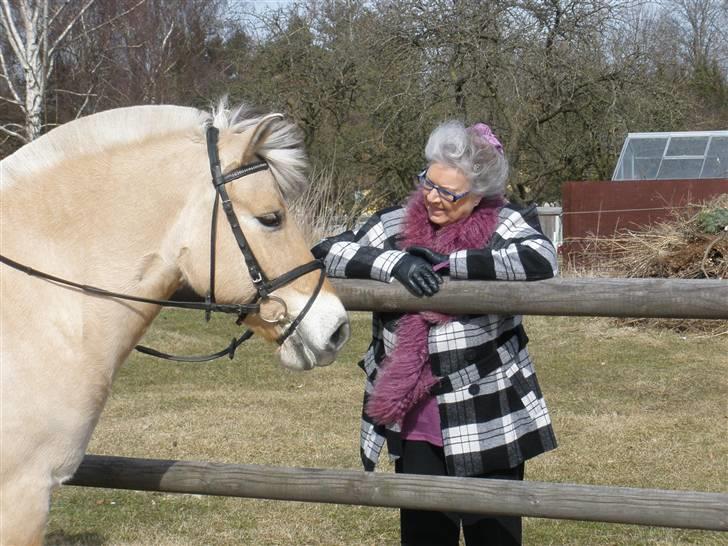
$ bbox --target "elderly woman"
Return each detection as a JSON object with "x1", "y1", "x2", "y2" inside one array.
[{"x1": 312, "y1": 121, "x2": 558, "y2": 546}]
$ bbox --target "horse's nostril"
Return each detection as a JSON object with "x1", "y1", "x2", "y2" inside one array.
[{"x1": 328, "y1": 320, "x2": 350, "y2": 352}]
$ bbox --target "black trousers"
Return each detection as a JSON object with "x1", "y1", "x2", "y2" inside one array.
[{"x1": 395, "y1": 440, "x2": 524, "y2": 546}]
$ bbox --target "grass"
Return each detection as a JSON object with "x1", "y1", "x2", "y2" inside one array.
[{"x1": 45, "y1": 311, "x2": 728, "y2": 545}]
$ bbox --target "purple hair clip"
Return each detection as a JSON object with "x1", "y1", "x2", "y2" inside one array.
[{"x1": 468, "y1": 123, "x2": 504, "y2": 155}]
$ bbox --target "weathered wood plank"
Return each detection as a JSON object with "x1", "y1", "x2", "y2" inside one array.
[
  {"x1": 68, "y1": 455, "x2": 728, "y2": 531},
  {"x1": 329, "y1": 278, "x2": 728, "y2": 319}
]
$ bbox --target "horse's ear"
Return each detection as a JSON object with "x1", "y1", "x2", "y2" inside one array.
[{"x1": 241, "y1": 113, "x2": 284, "y2": 163}]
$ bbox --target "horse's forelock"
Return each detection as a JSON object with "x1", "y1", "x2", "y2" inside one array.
[{"x1": 211, "y1": 99, "x2": 309, "y2": 201}]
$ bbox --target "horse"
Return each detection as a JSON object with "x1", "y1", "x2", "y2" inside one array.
[{"x1": 0, "y1": 101, "x2": 350, "y2": 546}]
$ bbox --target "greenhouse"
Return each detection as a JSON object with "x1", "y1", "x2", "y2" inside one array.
[{"x1": 612, "y1": 131, "x2": 728, "y2": 181}]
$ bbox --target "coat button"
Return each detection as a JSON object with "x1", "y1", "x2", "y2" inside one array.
[{"x1": 468, "y1": 383, "x2": 480, "y2": 395}]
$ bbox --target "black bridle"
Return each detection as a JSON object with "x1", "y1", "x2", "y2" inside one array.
[{"x1": 0, "y1": 124, "x2": 326, "y2": 362}]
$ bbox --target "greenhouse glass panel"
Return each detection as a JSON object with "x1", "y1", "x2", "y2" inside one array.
[
  {"x1": 614, "y1": 137, "x2": 667, "y2": 180},
  {"x1": 631, "y1": 157, "x2": 661, "y2": 179},
  {"x1": 656, "y1": 158, "x2": 704, "y2": 179},
  {"x1": 665, "y1": 137, "x2": 709, "y2": 156},
  {"x1": 702, "y1": 137, "x2": 728, "y2": 178},
  {"x1": 613, "y1": 131, "x2": 728, "y2": 180},
  {"x1": 629, "y1": 137, "x2": 668, "y2": 157}
]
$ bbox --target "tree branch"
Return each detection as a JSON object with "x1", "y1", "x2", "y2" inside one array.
[
  {"x1": 47, "y1": 0, "x2": 99, "y2": 65},
  {"x1": 45, "y1": 0, "x2": 73, "y2": 32},
  {"x1": 0, "y1": 93, "x2": 23, "y2": 106},
  {"x1": 62, "y1": 0, "x2": 148, "y2": 47},
  {"x1": 0, "y1": 0, "x2": 29, "y2": 64},
  {"x1": 0, "y1": 43, "x2": 23, "y2": 105},
  {"x1": 0, "y1": 123, "x2": 28, "y2": 142}
]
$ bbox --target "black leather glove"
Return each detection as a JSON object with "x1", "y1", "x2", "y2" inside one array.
[
  {"x1": 392, "y1": 254, "x2": 442, "y2": 297},
  {"x1": 407, "y1": 246, "x2": 450, "y2": 274}
]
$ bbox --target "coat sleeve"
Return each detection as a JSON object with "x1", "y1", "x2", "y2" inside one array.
[
  {"x1": 311, "y1": 207, "x2": 407, "y2": 281},
  {"x1": 448, "y1": 204, "x2": 558, "y2": 281}
]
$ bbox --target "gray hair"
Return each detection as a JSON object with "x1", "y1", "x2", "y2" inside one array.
[{"x1": 424, "y1": 120, "x2": 509, "y2": 198}]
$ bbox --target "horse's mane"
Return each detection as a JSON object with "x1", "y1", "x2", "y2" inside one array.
[{"x1": 1, "y1": 100, "x2": 308, "y2": 200}]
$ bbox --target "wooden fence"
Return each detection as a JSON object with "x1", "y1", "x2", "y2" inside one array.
[
  {"x1": 329, "y1": 277, "x2": 728, "y2": 319},
  {"x1": 69, "y1": 455, "x2": 728, "y2": 531},
  {"x1": 69, "y1": 277, "x2": 728, "y2": 532}
]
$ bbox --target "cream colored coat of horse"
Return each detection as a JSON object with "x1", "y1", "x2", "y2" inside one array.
[{"x1": 0, "y1": 103, "x2": 349, "y2": 546}]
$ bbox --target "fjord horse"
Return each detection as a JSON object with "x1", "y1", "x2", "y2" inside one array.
[{"x1": 0, "y1": 102, "x2": 349, "y2": 545}]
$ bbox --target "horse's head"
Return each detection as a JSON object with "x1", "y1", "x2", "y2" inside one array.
[{"x1": 179, "y1": 105, "x2": 349, "y2": 370}]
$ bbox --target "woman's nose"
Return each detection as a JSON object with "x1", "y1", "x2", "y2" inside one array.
[{"x1": 425, "y1": 186, "x2": 440, "y2": 202}]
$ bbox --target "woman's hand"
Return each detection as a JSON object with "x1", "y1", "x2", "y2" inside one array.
[
  {"x1": 392, "y1": 254, "x2": 442, "y2": 297},
  {"x1": 407, "y1": 246, "x2": 450, "y2": 274}
]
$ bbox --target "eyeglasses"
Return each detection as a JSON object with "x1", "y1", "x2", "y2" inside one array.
[{"x1": 417, "y1": 170, "x2": 471, "y2": 203}]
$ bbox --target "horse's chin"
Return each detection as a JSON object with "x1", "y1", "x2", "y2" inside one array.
[{"x1": 278, "y1": 333, "x2": 337, "y2": 371}]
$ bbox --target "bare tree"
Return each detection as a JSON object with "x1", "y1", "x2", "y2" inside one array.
[
  {"x1": 665, "y1": 0, "x2": 728, "y2": 69},
  {"x1": 0, "y1": 0, "x2": 144, "y2": 143},
  {"x1": 360, "y1": 0, "x2": 649, "y2": 201}
]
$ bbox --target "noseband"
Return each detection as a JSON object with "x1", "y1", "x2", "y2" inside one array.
[{"x1": 0, "y1": 124, "x2": 326, "y2": 362}]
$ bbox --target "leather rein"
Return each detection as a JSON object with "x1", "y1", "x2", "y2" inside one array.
[{"x1": 0, "y1": 124, "x2": 325, "y2": 363}]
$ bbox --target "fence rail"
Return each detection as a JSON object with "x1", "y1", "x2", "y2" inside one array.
[
  {"x1": 171, "y1": 277, "x2": 728, "y2": 319},
  {"x1": 329, "y1": 277, "x2": 728, "y2": 319},
  {"x1": 69, "y1": 455, "x2": 728, "y2": 531}
]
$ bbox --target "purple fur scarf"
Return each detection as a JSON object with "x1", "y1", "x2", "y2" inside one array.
[{"x1": 365, "y1": 191, "x2": 505, "y2": 426}]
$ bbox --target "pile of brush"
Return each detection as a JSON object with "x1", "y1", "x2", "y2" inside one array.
[
  {"x1": 604, "y1": 194, "x2": 727, "y2": 280},
  {"x1": 595, "y1": 195, "x2": 728, "y2": 334}
]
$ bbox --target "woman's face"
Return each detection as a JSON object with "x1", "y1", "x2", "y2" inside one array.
[{"x1": 422, "y1": 163, "x2": 481, "y2": 227}]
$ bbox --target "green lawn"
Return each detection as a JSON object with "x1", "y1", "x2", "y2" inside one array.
[{"x1": 46, "y1": 311, "x2": 728, "y2": 545}]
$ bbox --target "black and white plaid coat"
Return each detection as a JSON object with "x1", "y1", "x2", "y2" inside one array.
[{"x1": 312, "y1": 202, "x2": 558, "y2": 477}]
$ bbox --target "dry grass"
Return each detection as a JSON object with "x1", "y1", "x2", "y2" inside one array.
[
  {"x1": 44, "y1": 310, "x2": 728, "y2": 545},
  {"x1": 562, "y1": 195, "x2": 728, "y2": 336},
  {"x1": 565, "y1": 195, "x2": 728, "y2": 280},
  {"x1": 290, "y1": 166, "x2": 364, "y2": 245}
]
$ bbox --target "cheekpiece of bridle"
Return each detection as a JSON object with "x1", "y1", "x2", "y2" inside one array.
[
  {"x1": 197, "y1": 125, "x2": 325, "y2": 347},
  {"x1": 0, "y1": 123, "x2": 326, "y2": 363}
]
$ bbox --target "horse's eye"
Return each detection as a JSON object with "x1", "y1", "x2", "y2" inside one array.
[{"x1": 256, "y1": 211, "x2": 283, "y2": 228}]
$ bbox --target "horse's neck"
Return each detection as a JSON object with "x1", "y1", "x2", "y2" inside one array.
[
  {"x1": 1, "y1": 135, "x2": 205, "y2": 364},
  {"x1": 5, "y1": 136, "x2": 197, "y2": 268}
]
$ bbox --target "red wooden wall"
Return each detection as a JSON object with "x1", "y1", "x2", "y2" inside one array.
[{"x1": 561, "y1": 178, "x2": 728, "y2": 260}]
